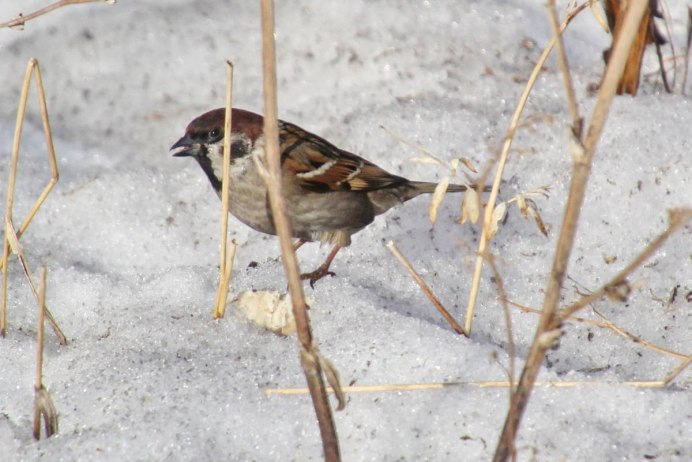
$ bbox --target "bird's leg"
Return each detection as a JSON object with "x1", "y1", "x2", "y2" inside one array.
[
  {"x1": 300, "y1": 244, "x2": 341, "y2": 288},
  {"x1": 293, "y1": 239, "x2": 306, "y2": 252}
]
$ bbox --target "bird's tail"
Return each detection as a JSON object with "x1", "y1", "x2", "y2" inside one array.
[
  {"x1": 368, "y1": 180, "x2": 489, "y2": 215},
  {"x1": 408, "y1": 181, "x2": 488, "y2": 194}
]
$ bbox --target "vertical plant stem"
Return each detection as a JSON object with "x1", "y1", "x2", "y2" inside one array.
[
  {"x1": 33, "y1": 267, "x2": 46, "y2": 439},
  {"x1": 547, "y1": 0, "x2": 582, "y2": 134},
  {"x1": 213, "y1": 61, "x2": 235, "y2": 319},
  {"x1": 258, "y1": 1, "x2": 341, "y2": 460},
  {"x1": 492, "y1": 2, "x2": 649, "y2": 461}
]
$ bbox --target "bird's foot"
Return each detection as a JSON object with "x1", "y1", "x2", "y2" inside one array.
[{"x1": 300, "y1": 266, "x2": 336, "y2": 288}]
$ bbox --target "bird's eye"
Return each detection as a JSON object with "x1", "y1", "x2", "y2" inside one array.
[{"x1": 209, "y1": 128, "x2": 221, "y2": 140}]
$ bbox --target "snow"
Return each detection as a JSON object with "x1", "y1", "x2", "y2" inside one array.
[{"x1": 1, "y1": 1, "x2": 690, "y2": 460}]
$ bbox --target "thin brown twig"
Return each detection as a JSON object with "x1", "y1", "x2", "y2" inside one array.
[
  {"x1": 560, "y1": 208, "x2": 692, "y2": 319},
  {"x1": 0, "y1": 0, "x2": 114, "y2": 29},
  {"x1": 464, "y1": 1, "x2": 590, "y2": 335},
  {"x1": 484, "y1": 254, "x2": 516, "y2": 386},
  {"x1": 493, "y1": 2, "x2": 651, "y2": 460},
  {"x1": 258, "y1": 1, "x2": 341, "y2": 460},
  {"x1": 386, "y1": 241, "x2": 465, "y2": 335},
  {"x1": 592, "y1": 306, "x2": 690, "y2": 360},
  {"x1": 213, "y1": 61, "x2": 235, "y2": 319},
  {"x1": 507, "y1": 299, "x2": 689, "y2": 361},
  {"x1": 547, "y1": 0, "x2": 582, "y2": 134}
]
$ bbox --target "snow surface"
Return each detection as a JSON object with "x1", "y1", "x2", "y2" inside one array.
[{"x1": 0, "y1": 1, "x2": 690, "y2": 460}]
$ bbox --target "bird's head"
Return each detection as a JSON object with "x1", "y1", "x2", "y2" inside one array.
[{"x1": 171, "y1": 108, "x2": 265, "y2": 189}]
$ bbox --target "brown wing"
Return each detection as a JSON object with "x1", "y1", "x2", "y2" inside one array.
[{"x1": 279, "y1": 121, "x2": 408, "y2": 193}]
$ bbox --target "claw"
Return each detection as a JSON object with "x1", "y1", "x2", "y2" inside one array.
[
  {"x1": 298, "y1": 244, "x2": 342, "y2": 288},
  {"x1": 301, "y1": 269, "x2": 336, "y2": 288}
]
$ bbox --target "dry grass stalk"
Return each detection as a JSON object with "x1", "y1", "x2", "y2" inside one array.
[
  {"x1": 547, "y1": 0, "x2": 582, "y2": 134},
  {"x1": 213, "y1": 61, "x2": 236, "y2": 319},
  {"x1": 386, "y1": 241, "x2": 465, "y2": 335},
  {"x1": 33, "y1": 267, "x2": 58, "y2": 440},
  {"x1": 0, "y1": 0, "x2": 114, "y2": 29},
  {"x1": 258, "y1": 1, "x2": 341, "y2": 460},
  {"x1": 265, "y1": 375, "x2": 688, "y2": 396},
  {"x1": 493, "y1": 2, "x2": 651, "y2": 460},
  {"x1": 1, "y1": 58, "x2": 66, "y2": 345},
  {"x1": 507, "y1": 300, "x2": 689, "y2": 361},
  {"x1": 560, "y1": 208, "x2": 692, "y2": 319},
  {"x1": 663, "y1": 357, "x2": 692, "y2": 385},
  {"x1": 464, "y1": 1, "x2": 590, "y2": 336}
]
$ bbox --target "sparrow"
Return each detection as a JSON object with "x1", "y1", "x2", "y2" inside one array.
[{"x1": 171, "y1": 108, "x2": 480, "y2": 287}]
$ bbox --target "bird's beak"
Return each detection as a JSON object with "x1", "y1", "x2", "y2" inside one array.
[{"x1": 170, "y1": 135, "x2": 198, "y2": 157}]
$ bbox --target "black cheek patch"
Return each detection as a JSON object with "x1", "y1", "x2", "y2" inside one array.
[{"x1": 231, "y1": 140, "x2": 250, "y2": 159}]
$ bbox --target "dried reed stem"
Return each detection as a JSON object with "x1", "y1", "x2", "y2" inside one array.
[
  {"x1": 36, "y1": 267, "x2": 46, "y2": 391},
  {"x1": 33, "y1": 267, "x2": 58, "y2": 439},
  {"x1": 259, "y1": 1, "x2": 341, "y2": 460},
  {"x1": 464, "y1": 1, "x2": 590, "y2": 335},
  {"x1": 213, "y1": 61, "x2": 235, "y2": 319},
  {"x1": 493, "y1": 2, "x2": 650, "y2": 460},
  {"x1": 2, "y1": 58, "x2": 66, "y2": 344},
  {"x1": 265, "y1": 377, "x2": 687, "y2": 396},
  {"x1": 386, "y1": 241, "x2": 465, "y2": 335},
  {"x1": 0, "y1": 0, "x2": 114, "y2": 29},
  {"x1": 33, "y1": 267, "x2": 46, "y2": 439}
]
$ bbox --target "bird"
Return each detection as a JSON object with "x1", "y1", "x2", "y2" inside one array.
[{"x1": 171, "y1": 108, "x2": 480, "y2": 287}]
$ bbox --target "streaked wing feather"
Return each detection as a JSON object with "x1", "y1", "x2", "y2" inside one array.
[{"x1": 279, "y1": 121, "x2": 407, "y2": 192}]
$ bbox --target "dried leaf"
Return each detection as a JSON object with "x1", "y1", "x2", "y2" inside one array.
[
  {"x1": 458, "y1": 187, "x2": 480, "y2": 224},
  {"x1": 527, "y1": 205, "x2": 549, "y2": 237},
  {"x1": 603, "y1": 254, "x2": 617, "y2": 264},
  {"x1": 317, "y1": 352, "x2": 346, "y2": 411},
  {"x1": 527, "y1": 185, "x2": 551, "y2": 199},
  {"x1": 429, "y1": 177, "x2": 450, "y2": 225},
  {"x1": 488, "y1": 201, "x2": 507, "y2": 238},
  {"x1": 590, "y1": 0, "x2": 610, "y2": 33},
  {"x1": 605, "y1": 280, "x2": 632, "y2": 302},
  {"x1": 452, "y1": 157, "x2": 478, "y2": 173},
  {"x1": 516, "y1": 194, "x2": 528, "y2": 218}
]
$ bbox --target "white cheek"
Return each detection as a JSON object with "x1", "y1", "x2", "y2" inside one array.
[
  {"x1": 211, "y1": 134, "x2": 265, "y2": 179},
  {"x1": 208, "y1": 144, "x2": 227, "y2": 180}
]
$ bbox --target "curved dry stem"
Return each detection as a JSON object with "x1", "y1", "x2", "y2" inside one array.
[
  {"x1": 464, "y1": 1, "x2": 590, "y2": 335},
  {"x1": 2, "y1": 59, "x2": 66, "y2": 345},
  {"x1": 0, "y1": 0, "x2": 114, "y2": 29}
]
